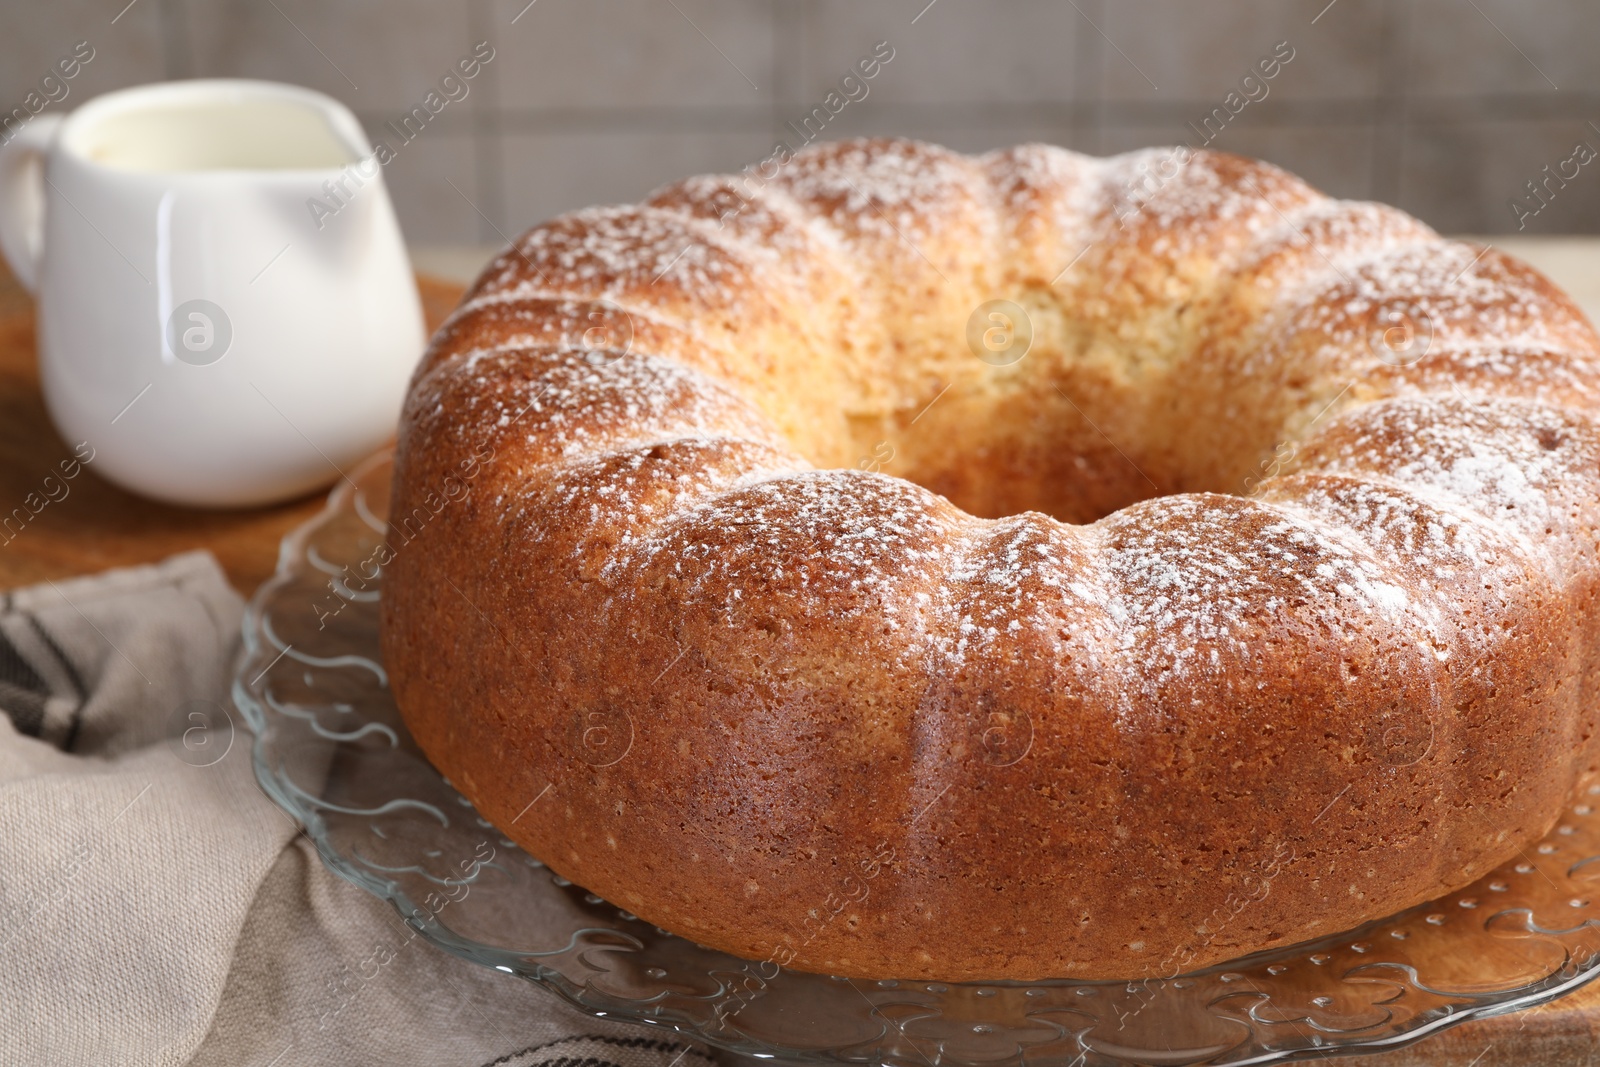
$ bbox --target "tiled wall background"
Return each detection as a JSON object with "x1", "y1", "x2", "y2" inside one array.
[{"x1": 8, "y1": 0, "x2": 1600, "y2": 244}]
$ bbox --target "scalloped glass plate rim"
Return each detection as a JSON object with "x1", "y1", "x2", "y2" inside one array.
[{"x1": 233, "y1": 449, "x2": 1600, "y2": 1067}]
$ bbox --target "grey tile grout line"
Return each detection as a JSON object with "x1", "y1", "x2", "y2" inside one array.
[
  {"x1": 471, "y1": 0, "x2": 507, "y2": 241},
  {"x1": 1368, "y1": 0, "x2": 1416, "y2": 208},
  {"x1": 1390, "y1": 0, "x2": 1417, "y2": 209},
  {"x1": 310, "y1": 1, "x2": 1600, "y2": 241},
  {"x1": 62, "y1": 1, "x2": 1600, "y2": 242},
  {"x1": 1067, "y1": 0, "x2": 1157, "y2": 93},
  {"x1": 770, "y1": 0, "x2": 804, "y2": 146},
  {"x1": 359, "y1": 91, "x2": 1600, "y2": 139},
  {"x1": 157, "y1": 0, "x2": 194, "y2": 80},
  {"x1": 443, "y1": 174, "x2": 551, "y2": 283},
  {"x1": 793, "y1": 0, "x2": 816, "y2": 142},
  {"x1": 1071, "y1": 0, "x2": 1106, "y2": 154},
  {"x1": 1463, "y1": 0, "x2": 1560, "y2": 91},
  {"x1": 664, "y1": 0, "x2": 759, "y2": 91},
  {"x1": 264, "y1": 0, "x2": 358, "y2": 91},
  {"x1": 377, "y1": 59, "x2": 1600, "y2": 229}
]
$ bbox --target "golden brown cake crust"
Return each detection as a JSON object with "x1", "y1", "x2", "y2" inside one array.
[{"x1": 381, "y1": 139, "x2": 1600, "y2": 981}]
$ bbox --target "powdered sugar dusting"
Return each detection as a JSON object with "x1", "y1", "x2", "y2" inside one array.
[
  {"x1": 774, "y1": 139, "x2": 982, "y2": 240},
  {"x1": 408, "y1": 135, "x2": 1600, "y2": 751},
  {"x1": 1093, "y1": 149, "x2": 1315, "y2": 265},
  {"x1": 1091, "y1": 495, "x2": 1446, "y2": 689},
  {"x1": 409, "y1": 345, "x2": 786, "y2": 481},
  {"x1": 614, "y1": 469, "x2": 970, "y2": 658},
  {"x1": 381, "y1": 139, "x2": 1600, "y2": 985},
  {"x1": 467, "y1": 206, "x2": 781, "y2": 325},
  {"x1": 1286, "y1": 395, "x2": 1589, "y2": 569}
]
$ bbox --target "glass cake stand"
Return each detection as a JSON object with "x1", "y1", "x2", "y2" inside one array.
[{"x1": 235, "y1": 451, "x2": 1600, "y2": 1067}]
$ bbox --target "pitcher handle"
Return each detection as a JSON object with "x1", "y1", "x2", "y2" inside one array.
[{"x1": 0, "y1": 114, "x2": 65, "y2": 295}]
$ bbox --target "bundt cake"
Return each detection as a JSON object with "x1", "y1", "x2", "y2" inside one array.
[{"x1": 381, "y1": 138, "x2": 1600, "y2": 982}]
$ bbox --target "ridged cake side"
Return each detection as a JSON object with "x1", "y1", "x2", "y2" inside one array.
[{"x1": 381, "y1": 139, "x2": 1600, "y2": 981}]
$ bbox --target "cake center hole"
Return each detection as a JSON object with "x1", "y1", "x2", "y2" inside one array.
[
  {"x1": 848, "y1": 387, "x2": 1167, "y2": 525},
  {"x1": 827, "y1": 298, "x2": 1188, "y2": 525}
]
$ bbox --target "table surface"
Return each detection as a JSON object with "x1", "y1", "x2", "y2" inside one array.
[{"x1": 5, "y1": 246, "x2": 1600, "y2": 1065}]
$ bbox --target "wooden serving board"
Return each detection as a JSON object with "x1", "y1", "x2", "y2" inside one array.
[{"x1": 1, "y1": 261, "x2": 1597, "y2": 1065}]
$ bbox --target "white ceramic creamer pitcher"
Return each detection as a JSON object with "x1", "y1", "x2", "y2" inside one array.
[{"x1": 0, "y1": 80, "x2": 424, "y2": 507}]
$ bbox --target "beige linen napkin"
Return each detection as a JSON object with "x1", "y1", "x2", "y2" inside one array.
[{"x1": 0, "y1": 551, "x2": 717, "y2": 1067}]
